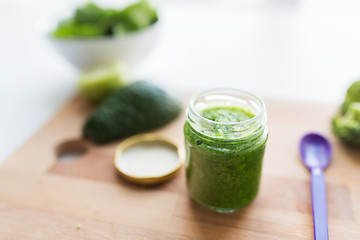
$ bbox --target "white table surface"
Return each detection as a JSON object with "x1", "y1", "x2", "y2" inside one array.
[{"x1": 1, "y1": 0, "x2": 360, "y2": 163}]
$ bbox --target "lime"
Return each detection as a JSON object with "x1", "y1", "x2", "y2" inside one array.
[{"x1": 78, "y1": 62, "x2": 128, "y2": 103}]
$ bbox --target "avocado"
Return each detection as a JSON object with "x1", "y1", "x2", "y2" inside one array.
[{"x1": 83, "y1": 81, "x2": 182, "y2": 143}]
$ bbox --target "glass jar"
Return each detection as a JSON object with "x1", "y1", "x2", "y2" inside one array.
[{"x1": 184, "y1": 88, "x2": 268, "y2": 213}]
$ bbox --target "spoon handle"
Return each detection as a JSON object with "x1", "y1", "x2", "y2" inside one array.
[{"x1": 311, "y1": 168, "x2": 329, "y2": 240}]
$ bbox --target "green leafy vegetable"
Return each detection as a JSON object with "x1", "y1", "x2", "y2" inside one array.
[
  {"x1": 117, "y1": 0, "x2": 158, "y2": 32},
  {"x1": 74, "y1": 3, "x2": 104, "y2": 24},
  {"x1": 52, "y1": 0, "x2": 157, "y2": 38},
  {"x1": 52, "y1": 20, "x2": 106, "y2": 38}
]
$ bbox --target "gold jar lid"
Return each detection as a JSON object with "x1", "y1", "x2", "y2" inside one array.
[{"x1": 114, "y1": 134, "x2": 184, "y2": 185}]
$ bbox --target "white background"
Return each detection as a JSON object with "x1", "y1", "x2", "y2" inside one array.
[{"x1": 1, "y1": 0, "x2": 360, "y2": 163}]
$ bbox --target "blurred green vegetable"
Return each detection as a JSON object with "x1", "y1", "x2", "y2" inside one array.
[
  {"x1": 342, "y1": 80, "x2": 360, "y2": 113},
  {"x1": 332, "y1": 102, "x2": 360, "y2": 147},
  {"x1": 52, "y1": 19, "x2": 106, "y2": 38},
  {"x1": 117, "y1": 0, "x2": 158, "y2": 33},
  {"x1": 74, "y1": 3, "x2": 104, "y2": 24},
  {"x1": 78, "y1": 62, "x2": 129, "y2": 103},
  {"x1": 83, "y1": 81, "x2": 182, "y2": 143},
  {"x1": 52, "y1": 0, "x2": 158, "y2": 38}
]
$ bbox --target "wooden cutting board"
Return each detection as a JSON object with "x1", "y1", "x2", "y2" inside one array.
[{"x1": 1, "y1": 94, "x2": 359, "y2": 239}]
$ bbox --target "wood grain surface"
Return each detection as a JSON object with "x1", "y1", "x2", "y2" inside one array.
[{"x1": 1, "y1": 95, "x2": 360, "y2": 240}]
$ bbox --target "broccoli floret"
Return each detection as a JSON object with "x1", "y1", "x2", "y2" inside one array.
[
  {"x1": 341, "y1": 80, "x2": 360, "y2": 113},
  {"x1": 332, "y1": 102, "x2": 360, "y2": 147}
]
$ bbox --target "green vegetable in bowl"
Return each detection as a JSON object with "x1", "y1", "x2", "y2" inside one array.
[
  {"x1": 52, "y1": 19, "x2": 107, "y2": 38},
  {"x1": 341, "y1": 80, "x2": 360, "y2": 114},
  {"x1": 83, "y1": 81, "x2": 182, "y2": 144},
  {"x1": 332, "y1": 102, "x2": 360, "y2": 147},
  {"x1": 74, "y1": 2, "x2": 105, "y2": 24},
  {"x1": 115, "y1": 0, "x2": 157, "y2": 34},
  {"x1": 78, "y1": 62, "x2": 128, "y2": 103},
  {"x1": 52, "y1": 0, "x2": 158, "y2": 38}
]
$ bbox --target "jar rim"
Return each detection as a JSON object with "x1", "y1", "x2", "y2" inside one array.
[{"x1": 189, "y1": 88, "x2": 266, "y2": 126}]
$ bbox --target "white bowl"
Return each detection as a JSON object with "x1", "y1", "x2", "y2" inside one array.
[{"x1": 48, "y1": 21, "x2": 160, "y2": 69}]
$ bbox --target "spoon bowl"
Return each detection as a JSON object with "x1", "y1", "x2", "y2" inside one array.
[{"x1": 300, "y1": 133, "x2": 332, "y2": 170}]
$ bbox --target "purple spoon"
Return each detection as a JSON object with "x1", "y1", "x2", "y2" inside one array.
[{"x1": 300, "y1": 133, "x2": 332, "y2": 240}]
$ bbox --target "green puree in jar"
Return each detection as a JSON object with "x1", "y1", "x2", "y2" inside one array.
[
  {"x1": 200, "y1": 106, "x2": 255, "y2": 123},
  {"x1": 184, "y1": 106, "x2": 267, "y2": 212}
]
